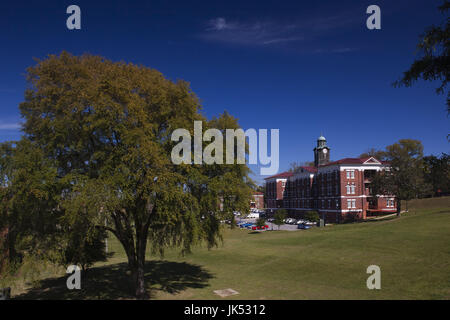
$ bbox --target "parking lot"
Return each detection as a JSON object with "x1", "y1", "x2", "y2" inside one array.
[{"x1": 236, "y1": 218, "x2": 311, "y2": 231}]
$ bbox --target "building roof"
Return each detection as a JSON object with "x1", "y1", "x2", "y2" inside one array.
[
  {"x1": 318, "y1": 135, "x2": 326, "y2": 141},
  {"x1": 264, "y1": 171, "x2": 293, "y2": 180},
  {"x1": 298, "y1": 166, "x2": 317, "y2": 173},
  {"x1": 319, "y1": 157, "x2": 386, "y2": 167},
  {"x1": 252, "y1": 191, "x2": 264, "y2": 195}
]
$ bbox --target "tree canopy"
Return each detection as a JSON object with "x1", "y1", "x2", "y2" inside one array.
[
  {"x1": 1, "y1": 51, "x2": 253, "y2": 298},
  {"x1": 370, "y1": 139, "x2": 432, "y2": 214},
  {"x1": 394, "y1": 1, "x2": 450, "y2": 113}
]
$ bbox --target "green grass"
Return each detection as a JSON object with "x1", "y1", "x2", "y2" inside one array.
[{"x1": 12, "y1": 197, "x2": 450, "y2": 299}]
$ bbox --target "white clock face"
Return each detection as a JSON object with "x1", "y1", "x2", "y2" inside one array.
[{"x1": 323, "y1": 149, "x2": 328, "y2": 154}]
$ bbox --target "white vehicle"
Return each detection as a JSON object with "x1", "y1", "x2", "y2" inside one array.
[
  {"x1": 247, "y1": 212, "x2": 260, "y2": 219},
  {"x1": 285, "y1": 218, "x2": 296, "y2": 224}
]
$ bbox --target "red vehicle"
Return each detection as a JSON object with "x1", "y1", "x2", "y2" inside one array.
[{"x1": 251, "y1": 225, "x2": 269, "y2": 230}]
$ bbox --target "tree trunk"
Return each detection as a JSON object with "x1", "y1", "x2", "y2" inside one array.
[
  {"x1": 135, "y1": 258, "x2": 146, "y2": 299},
  {"x1": 397, "y1": 199, "x2": 402, "y2": 216},
  {"x1": 109, "y1": 207, "x2": 151, "y2": 299},
  {"x1": 134, "y1": 233, "x2": 148, "y2": 299}
]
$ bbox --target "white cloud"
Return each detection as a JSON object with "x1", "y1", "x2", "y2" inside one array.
[
  {"x1": 201, "y1": 18, "x2": 304, "y2": 47},
  {"x1": 199, "y1": 12, "x2": 360, "y2": 51},
  {"x1": 0, "y1": 122, "x2": 21, "y2": 130},
  {"x1": 208, "y1": 17, "x2": 234, "y2": 31}
]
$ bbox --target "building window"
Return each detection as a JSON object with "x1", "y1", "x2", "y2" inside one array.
[
  {"x1": 328, "y1": 199, "x2": 331, "y2": 208},
  {"x1": 347, "y1": 199, "x2": 356, "y2": 209},
  {"x1": 346, "y1": 183, "x2": 356, "y2": 195},
  {"x1": 346, "y1": 170, "x2": 355, "y2": 179},
  {"x1": 335, "y1": 199, "x2": 339, "y2": 208},
  {"x1": 387, "y1": 198, "x2": 395, "y2": 207},
  {"x1": 321, "y1": 200, "x2": 325, "y2": 208}
]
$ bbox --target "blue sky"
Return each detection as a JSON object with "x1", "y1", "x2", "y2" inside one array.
[{"x1": 0, "y1": 0, "x2": 448, "y2": 184}]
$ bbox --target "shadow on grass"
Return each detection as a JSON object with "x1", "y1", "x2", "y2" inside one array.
[{"x1": 14, "y1": 260, "x2": 213, "y2": 300}]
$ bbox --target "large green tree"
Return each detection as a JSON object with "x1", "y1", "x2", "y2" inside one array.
[
  {"x1": 394, "y1": 1, "x2": 449, "y2": 113},
  {"x1": 12, "y1": 51, "x2": 252, "y2": 298},
  {"x1": 370, "y1": 139, "x2": 432, "y2": 215}
]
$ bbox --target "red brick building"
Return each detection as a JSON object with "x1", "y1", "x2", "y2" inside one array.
[
  {"x1": 264, "y1": 136, "x2": 396, "y2": 222},
  {"x1": 250, "y1": 192, "x2": 265, "y2": 209},
  {"x1": 264, "y1": 171, "x2": 293, "y2": 209}
]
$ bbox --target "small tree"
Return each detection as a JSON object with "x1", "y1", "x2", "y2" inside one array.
[
  {"x1": 58, "y1": 223, "x2": 110, "y2": 272},
  {"x1": 273, "y1": 209, "x2": 286, "y2": 230},
  {"x1": 304, "y1": 210, "x2": 319, "y2": 223},
  {"x1": 255, "y1": 217, "x2": 266, "y2": 229}
]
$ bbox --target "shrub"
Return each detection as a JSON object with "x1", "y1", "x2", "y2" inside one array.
[
  {"x1": 344, "y1": 212, "x2": 358, "y2": 223},
  {"x1": 255, "y1": 218, "x2": 266, "y2": 228},
  {"x1": 304, "y1": 210, "x2": 319, "y2": 223}
]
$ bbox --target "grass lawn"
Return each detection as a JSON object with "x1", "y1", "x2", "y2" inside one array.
[{"x1": 12, "y1": 198, "x2": 450, "y2": 299}]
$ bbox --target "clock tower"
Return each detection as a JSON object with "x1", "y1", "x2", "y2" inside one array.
[{"x1": 314, "y1": 135, "x2": 330, "y2": 167}]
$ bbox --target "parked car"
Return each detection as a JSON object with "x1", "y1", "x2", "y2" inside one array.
[
  {"x1": 240, "y1": 223, "x2": 253, "y2": 228},
  {"x1": 298, "y1": 223, "x2": 311, "y2": 230},
  {"x1": 304, "y1": 221, "x2": 316, "y2": 226},
  {"x1": 296, "y1": 219, "x2": 305, "y2": 224},
  {"x1": 250, "y1": 225, "x2": 268, "y2": 231}
]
